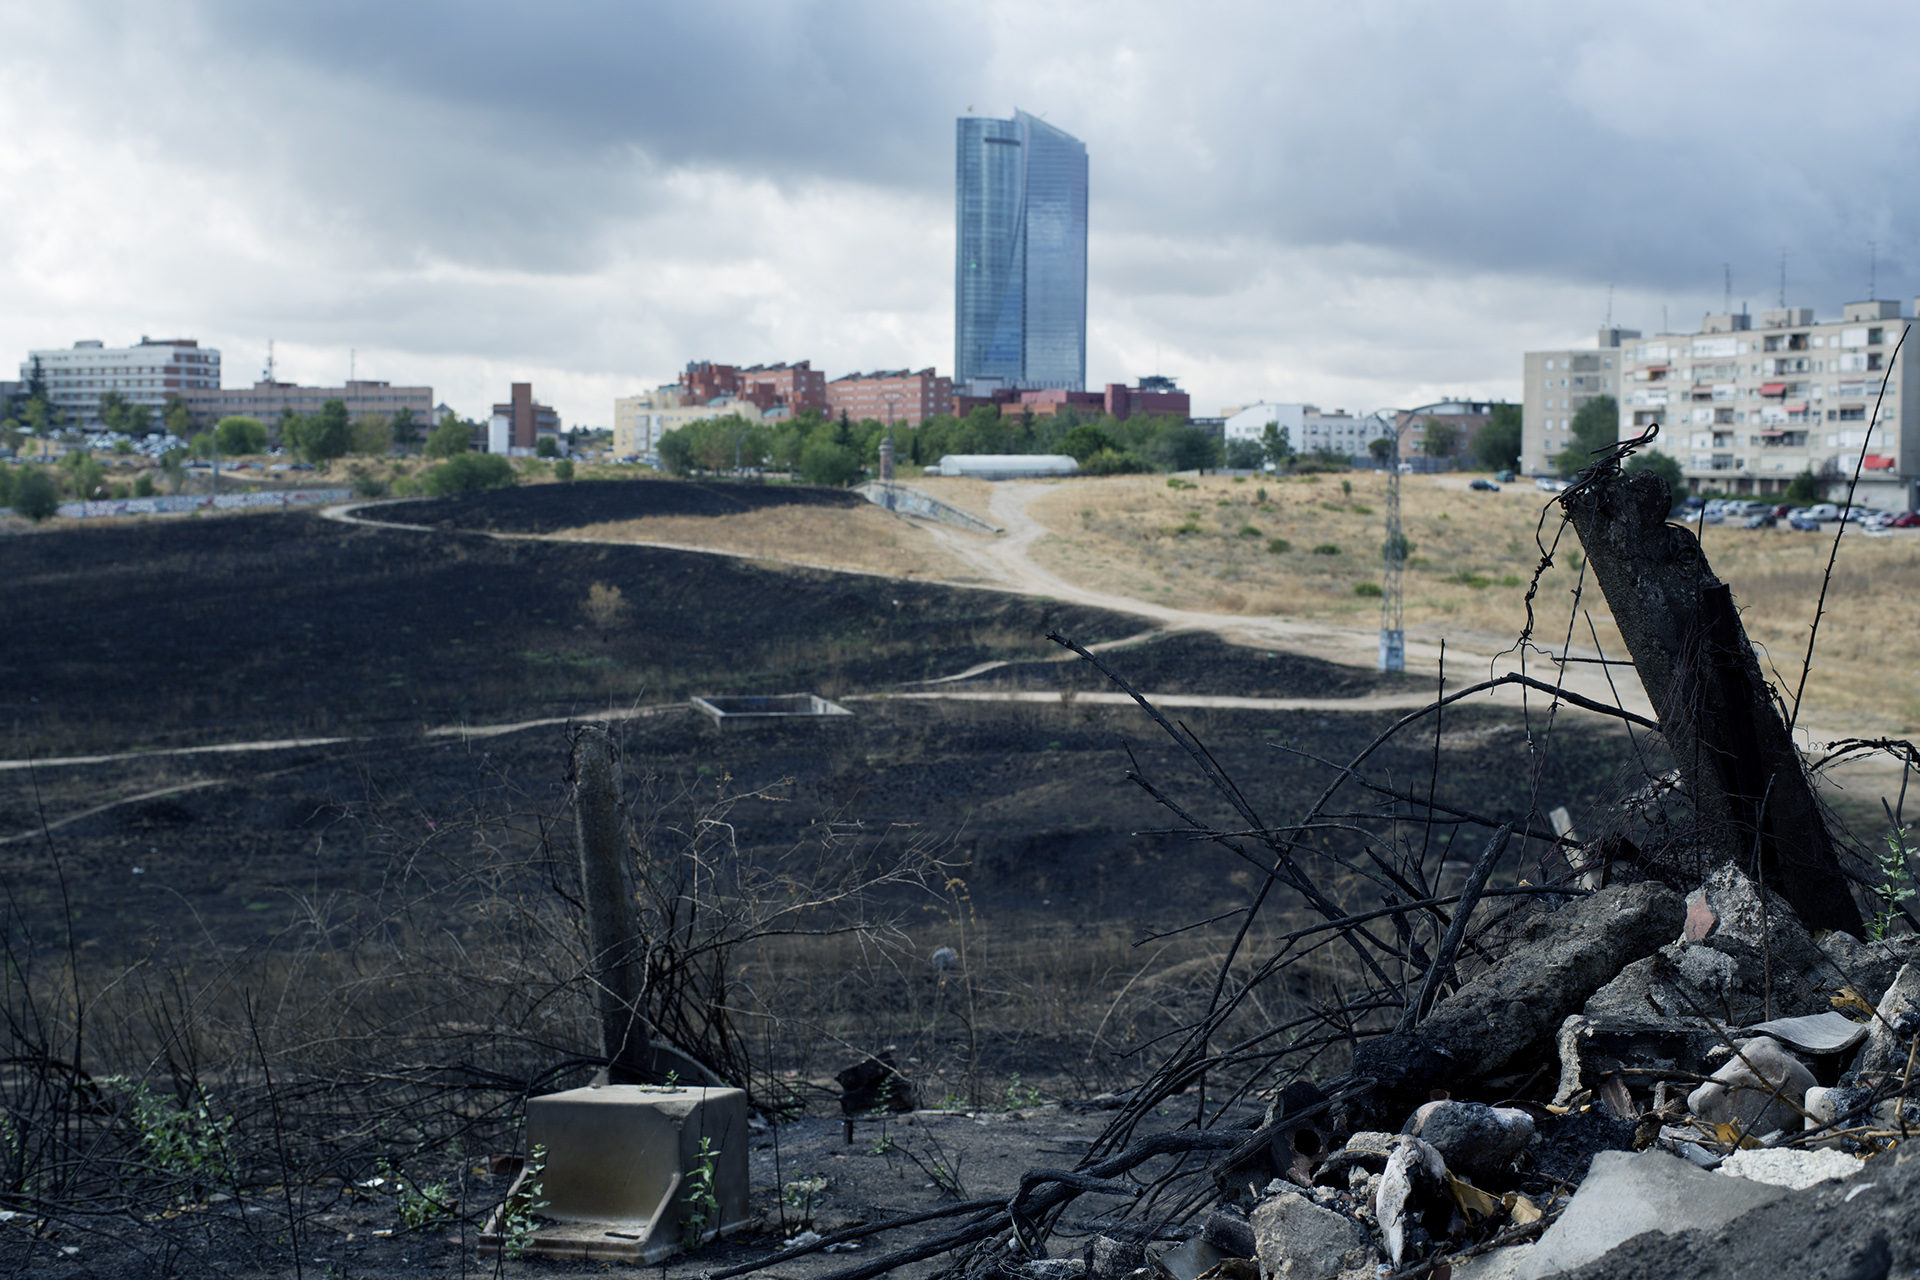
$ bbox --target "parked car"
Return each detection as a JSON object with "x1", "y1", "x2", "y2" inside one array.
[
  {"x1": 1788, "y1": 512, "x2": 1823, "y2": 531},
  {"x1": 1495, "y1": 470, "x2": 1516, "y2": 484},
  {"x1": 1888, "y1": 512, "x2": 1920, "y2": 528},
  {"x1": 1744, "y1": 513, "x2": 1777, "y2": 529},
  {"x1": 1469, "y1": 478, "x2": 1500, "y2": 491},
  {"x1": 1803, "y1": 503, "x2": 1840, "y2": 521},
  {"x1": 1769, "y1": 504, "x2": 1794, "y2": 518}
]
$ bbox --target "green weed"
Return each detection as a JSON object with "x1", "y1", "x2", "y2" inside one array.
[{"x1": 680, "y1": 1136, "x2": 721, "y2": 1250}]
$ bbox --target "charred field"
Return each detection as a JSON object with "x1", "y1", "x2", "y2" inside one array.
[{"x1": 0, "y1": 481, "x2": 1666, "y2": 1278}]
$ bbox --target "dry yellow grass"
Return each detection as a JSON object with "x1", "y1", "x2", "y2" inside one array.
[
  {"x1": 993, "y1": 470, "x2": 1920, "y2": 729},
  {"x1": 556, "y1": 503, "x2": 980, "y2": 580}
]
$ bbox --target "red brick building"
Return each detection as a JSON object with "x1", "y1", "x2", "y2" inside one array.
[
  {"x1": 961, "y1": 377, "x2": 1190, "y2": 422},
  {"x1": 825, "y1": 368, "x2": 954, "y2": 427},
  {"x1": 680, "y1": 360, "x2": 827, "y2": 416}
]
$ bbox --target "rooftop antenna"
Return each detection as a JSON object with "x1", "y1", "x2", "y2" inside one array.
[
  {"x1": 1605, "y1": 283, "x2": 1614, "y2": 328},
  {"x1": 262, "y1": 339, "x2": 275, "y2": 383},
  {"x1": 1723, "y1": 264, "x2": 1732, "y2": 316}
]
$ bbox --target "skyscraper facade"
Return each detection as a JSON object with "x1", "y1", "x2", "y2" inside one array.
[{"x1": 954, "y1": 110, "x2": 1087, "y2": 393}]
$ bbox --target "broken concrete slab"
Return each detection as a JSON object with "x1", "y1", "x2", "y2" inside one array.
[
  {"x1": 1740, "y1": 1011, "x2": 1868, "y2": 1056},
  {"x1": 1450, "y1": 1149, "x2": 1787, "y2": 1280},
  {"x1": 1249, "y1": 1186, "x2": 1372, "y2": 1279},
  {"x1": 1352, "y1": 882, "x2": 1683, "y2": 1115}
]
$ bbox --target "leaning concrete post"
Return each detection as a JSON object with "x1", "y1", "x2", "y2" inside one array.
[
  {"x1": 1561, "y1": 467, "x2": 1862, "y2": 935},
  {"x1": 571, "y1": 725, "x2": 653, "y2": 1083}
]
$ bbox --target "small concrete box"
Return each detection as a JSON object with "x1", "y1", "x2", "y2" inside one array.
[{"x1": 501, "y1": 1085, "x2": 750, "y2": 1262}]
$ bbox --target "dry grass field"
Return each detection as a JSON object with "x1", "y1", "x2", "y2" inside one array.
[
  {"x1": 907, "y1": 470, "x2": 1920, "y2": 731},
  {"x1": 556, "y1": 503, "x2": 978, "y2": 579}
]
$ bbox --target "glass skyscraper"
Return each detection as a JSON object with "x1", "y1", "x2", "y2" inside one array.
[{"x1": 954, "y1": 110, "x2": 1087, "y2": 392}]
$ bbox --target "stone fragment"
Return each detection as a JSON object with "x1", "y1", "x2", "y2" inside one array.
[
  {"x1": 1716, "y1": 1146, "x2": 1866, "y2": 1190},
  {"x1": 1353, "y1": 882, "x2": 1684, "y2": 1114},
  {"x1": 1448, "y1": 1149, "x2": 1787, "y2": 1280},
  {"x1": 1852, "y1": 962, "x2": 1920, "y2": 1083},
  {"x1": 1687, "y1": 1036, "x2": 1816, "y2": 1136},
  {"x1": 1403, "y1": 1100, "x2": 1535, "y2": 1182},
  {"x1": 1201, "y1": 1206, "x2": 1254, "y2": 1259},
  {"x1": 1084, "y1": 1234, "x2": 1146, "y2": 1280},
  {"x1": 1741, "y1": 1011, "x2": 1868, "y2": 1055},
  {"x1": 1249, "y1": 1187, "x2": 1373, "y2": 1279},
  {"x1": 1150, "y1": 1237, "x2": 1219, "y2": 1280},
  {"x1": 1585, "y1": 865, "x2": 1831, "y2": 1027},
  {"x1": 1683, "y1": 889, "x2": 1718, "y2": 942},
  {"x1": 1552, "y1": 1016, "x2": 1720, "y2": 1107},
  {"x1": 1818, "y1": 930, "x2": 1920, "y2": 1009},
  {"x1": 1311, "y1": 1131, "x2": 1396, "y2": 1186},
  {"x1": 1375, "y1": 1135, "x2": 1447, "y2": 1266}
]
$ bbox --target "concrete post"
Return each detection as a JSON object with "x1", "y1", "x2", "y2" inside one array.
[{"x1": 571, "y1": 725, "x2": 653, "y2": 1083}]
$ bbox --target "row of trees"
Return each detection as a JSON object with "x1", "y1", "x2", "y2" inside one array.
[{"x1": 657, "y1": 406, "x2": 1228, "y2": 483}]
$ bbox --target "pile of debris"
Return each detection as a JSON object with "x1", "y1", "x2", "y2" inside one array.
[{"x1": 1064, "y1": 865, "x2": 1919, "y2": 1280}]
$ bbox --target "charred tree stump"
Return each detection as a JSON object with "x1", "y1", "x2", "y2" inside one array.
[
  {"x1": 571, "y1": 724, "x2": 654, "y2": 1084},
  {"x1": 1560, "y1": 467, "x2": 1863, "y2": 935}
]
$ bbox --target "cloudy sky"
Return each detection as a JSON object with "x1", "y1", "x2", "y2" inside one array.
[{"x1": 4, "y1": 1, "x2": 1918, "y2": 427}]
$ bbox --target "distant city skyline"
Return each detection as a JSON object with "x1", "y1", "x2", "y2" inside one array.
[
  {"x1": 3, "y1": 3, "x2": 1918, "y2": 427},
  {"x1": 955, "y1": 110, "x2": 1088, "y2": 393}
]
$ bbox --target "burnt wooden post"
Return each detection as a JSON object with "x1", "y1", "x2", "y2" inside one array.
[
  {"x1": 1561, "y1": 467, "x2": 1862, "y2": 935},
  {"x1": 571, "y1": 724, "x2": 653, "y2": 1083}
]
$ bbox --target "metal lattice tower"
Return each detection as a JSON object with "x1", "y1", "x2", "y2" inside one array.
[{"x1": 1379, "y1": 430, "x2": 1405, "y2": 672}]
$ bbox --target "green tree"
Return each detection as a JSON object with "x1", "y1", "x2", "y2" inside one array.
[
  {"x1": 553, "y1": 458, "x2": 575, "y2": 482},
  {"x1": 215, "y1": 416, "x2": 268, "y2": 455},
  {"x1": 799, "y1": 440, "x2": 860, "y2": 487},
  {"x1": 98, "y1": 390, "x2": 131, "y2": 434},
  {"x1": 1224, "y1": 437, "x2": 1266, "y2": 469},
  {"x1": 1555, "y1": 395, "x2": 1619, "y2": 477},
  {"x1": 1421, "y1": 418, "x2": 1460, "y2": 459},
  {"x1": 1623, "y1": 450, "x2": 1686, "y2": 501},
  {"x1": 1260, "y1": 421, "x2": 1292, "y2": 470},
  {"x1": 1474, "y1": 403, "x2": 1523, "y2": 471},
  {"x1": 1784, "y1": 469, "x2": 1823, "y2": 504},
  {"x1": 163, "y1": 396, "x2": 192, "y2": 440},
  {"x1": 388, "y1": 406, "x2": 420, "y2": 449},
  {"x1": 1368, "y1": 435, "x2": 1394, "y2": 464},
  {"x1": 0, "y1": 420, "x2": 22, "y2": 454},
  {"x1": 60, "y1": 450, "x2": 106, "y2": 499},
  {"x1": 423, "y1": 452, "x2": 516, "y2": 495},
  {"x1": 124, "y1": 402, "x2": 154, "y2": 437},
  {"x1": 1145, "y1": 422, "x2": 1223, "y2": 473},
  {"x1": 288, "y1": 399, "x2": 352, "y2": 463},
  {"x1": 424, "y1": 413, "x2": 471, "y2": 459},
  {"x1": 11, "y1": 466, "x2": 59, "y2": 520},
  {"x1": 1058, "y1": 422, "x2": 1119, "y2": 462},
  {"x1": 133, "y1": 471, "x2": 156, "y2": 498},
  {"x1": 350, "y1": 414, "x2": 392, "y2": 457},
  {"x1": 189, "y1": 432, "x2": 216, "y2": 459},
  {"x1": 159, "y1": 446, "x2": 189, "y2": 494},
  {"x1": 535, "y1": 436, "x2": 560, "y2": 458}
]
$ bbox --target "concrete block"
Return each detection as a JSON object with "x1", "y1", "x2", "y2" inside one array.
[{"x1": 482, "y1": 1084, "x2": 750, "y2": 1263}]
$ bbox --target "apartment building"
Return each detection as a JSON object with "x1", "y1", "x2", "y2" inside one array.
[
  {"x1": 1221, "y1": 403, "x2": 1390, "y2": 457},
  {"x1": 1622, "y1": 300, "x2": 1918, "y2": 507},
  {"x1": 1395, "y1": 401, "x2": 1500, "y2": 466},
  {"x1": 180, "y1": 379, "x2": 433, "y2": 433},
  {"x1": 21, "y1": 337, "x2": 220, "y2": 430},
  {"x1": 612, "y1": 387, "x2": 763, "y2": 460},
  {"x1": 680, "y1": 360, "x2": 827, "y2": 416},
  {"x1": 1520, "y1": 327, "x2": 1636, "y2": 474},
  {"x1": 487, "y1": 383, "x2": 562, "y2": 455},
  {"x1": 825, "y1": 368, "x2": 953, "y2": 427}
]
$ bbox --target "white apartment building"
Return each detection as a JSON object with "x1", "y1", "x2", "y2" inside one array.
[
  {"x1": 1222, "y1": 403, "x2": 1391, "y2": 456},
  {"x1": 1622, "y1": 300, "x2": 1918, "y2": 508},
  {"x1": 1521, "y1": 327, "x2": 1636, "y2": 475},
  {"x1": 21, "y1": 337, "x2": 221, "y2": 431},
  {"x1": 612, "y1": 387, "x2": 763, "y2": 460}
]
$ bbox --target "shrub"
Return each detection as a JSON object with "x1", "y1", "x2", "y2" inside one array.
[
  {"x1": 423, "y1": 452, "x2": 516, "y2": 495},
  {"x1": 553, "y1": 458, "x2": 574, "y2": 482},
  {"x1": 799, "y1": 441, "x2": 860, "y2": 487},
  {"x1": 1237, "y1": 525, "x2": 1261, "y2": 538},
  {"x1": 1266, "y1": 538, "x2": 1291, "y2": 554},
  {"x1": 1081, "y1": 448, "x2": 1146, "y2": 475},
  {"x1": 133, "y1": 472, "x2": 155, "y2": 498},
  {"x1": 214, "y1": 415, "x2": 268, "y2": 455},
  {"x1": 1354, "y1": 581, "x2": 1383, "y2": 597},
  {"x1": 1312, "y1": 543, "x2": 1341, "y2": 556},
  {"x1": 12, "y1": 466, "x2": 59, "y2": 520},
  {"x1": 535, "y1": 437, "x2": 560, "y2": 459},
  {"x1": 424, "y1": 417, "x2": 471, "y2": 459}
]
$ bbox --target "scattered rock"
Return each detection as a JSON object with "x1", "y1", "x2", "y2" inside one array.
[
  {"x1": 1015, "y1": 1259, "x2": 1088, "y2": 1280},
  {"x1": 1375, "y1": 1135, "x2": 1448, "y2": 1266},
  {"x1": 1819, "y1": 930, "x2": 1920, "y2": 1008},
  {"x1": 1312, "y1": 1131, "x2": 1396, "y2": 1186},
  {"x1": 1852, "y1": 963, "x2": 1920, "y2": 1084},
  {"x1": 1353, "y1": 881, "x2": 1684, "y2": 1115},
  {"x1": 1201, "y1": 1206, "x2": 1254, "y2": 1259},
  {"x1": 1250, "y1": 1185, "x2": 1373, "y2": 1279},
  {"x1": 1687, "y1": 1036, "x2": 1816, "y2": 1136},
  {"x1": 1552, "y1": 1015, "x2": 1719, "y2": 1107},
  {"x1": 1402, "y1": 1100, "x2": 1534, "y2": 1182},
  {"x1": 1084, "y1": 1233, "x2": 1147, "y2": 1280},
  {"x1": 1682, "y1": 889, "x2": 1718, "y2": 942},
  {"x1": 1152, "y1": 1235, "x2": 1222, "y2": 1280},
  {"x1": 836, "y1": 1051, "x2": 916, "y2": 1114},
  {"x1": 1530, "y1": 1106, "x2": 1636, "y2": 1187},
  {"x1": 1716, "y1": 1146, "x2": 1865, "y2": 1190}
]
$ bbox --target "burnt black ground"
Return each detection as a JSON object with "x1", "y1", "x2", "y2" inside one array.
[{"x1": 380, "y1": 476, "x2": 864, "y2": 533}]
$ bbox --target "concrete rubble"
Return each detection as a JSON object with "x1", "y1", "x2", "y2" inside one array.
[{"x1": 1166, "y1": 866, "x2": 1920, "y2": 1280}]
